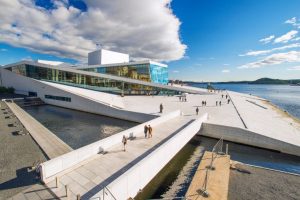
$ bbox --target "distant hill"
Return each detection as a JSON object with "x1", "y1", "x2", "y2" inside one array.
[{"x1": 183, "y1": 78, "x2": 300, "y2": 85}]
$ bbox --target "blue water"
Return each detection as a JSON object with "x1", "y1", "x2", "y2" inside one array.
[{"x1": 190, "y1": 83, "x2": 300, "y2": 119}]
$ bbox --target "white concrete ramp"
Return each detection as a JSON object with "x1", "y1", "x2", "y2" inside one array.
[{"x1": 11, "y1": 112, "x2": 207, "y2": 200}]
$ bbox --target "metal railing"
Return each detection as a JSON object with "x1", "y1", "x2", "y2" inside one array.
[
  {"x1": 149, "y1": 138, "x2": 229, "y2": 199},
  {"x1": 199, "y1": 137, "x2": 228, "y2": 198}
]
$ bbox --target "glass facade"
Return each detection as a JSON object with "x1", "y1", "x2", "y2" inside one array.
[
  {"x1": 7, "y1": 64, "x2": 175, "y2": 95},
  {"x1": 83, "y1": 63, "x2": 168, "y2": 85}
]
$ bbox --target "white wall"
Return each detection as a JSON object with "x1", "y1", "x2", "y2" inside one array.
[
  {"x1": 88, "y1": 49, "x2": 129, "y2": 65},
  {"x1": 0, "y1": 68, "x2": 155, "y2": 123},
  {"x1": 39, "y1": 110, "x2": 181, "y2": 183},
  {"x1": 41, "y1": 81, "x2": 125, "y2": 109},
  {"x1": 201, "y1": 123, "x2": 300, "y2": 157},
  {"x1": 85, "y1": 113, "x2": 208, "y2": 200}
]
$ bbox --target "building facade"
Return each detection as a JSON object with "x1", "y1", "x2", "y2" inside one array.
[
  {"x1": 4, "y1": 61, "x2": 172, "y2": 95},
  {"x1": 80, "y1": 61, "x2": 168, "y2": 85}
]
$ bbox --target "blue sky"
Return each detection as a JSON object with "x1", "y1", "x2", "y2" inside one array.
[{"x1": 1, "y1": 0, "x2": 300, "y2": 81}]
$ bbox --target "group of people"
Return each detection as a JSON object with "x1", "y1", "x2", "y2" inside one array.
[
  {"x1": 121, "y1": 125, "x2": 153, "y2": 151},
  {"x1": 216, "y1": 101, "x2": 222, "y2": 106},
  {"x1": 179, "y1": 96, "x2": 187, "y2": 102},
  {"x1": 201, "y1": 101, "x2": 207, "y2": 106},
  {"x1": 144, "y1": 125, "x2": 153, "y2": 138},
  {"x1": 221, "y1": 94, "x2": 229, "y2": 99}
]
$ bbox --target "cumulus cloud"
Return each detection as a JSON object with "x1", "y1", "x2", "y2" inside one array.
[
  {"x1": 239, "y1": 43, "x2": 300, "y2": 56},
  {"x1": 259, "y1": 35, "x2": 275, "y2": 44},
  {"x1": 274, "y1": 30, "x2": 298, "y2": 43},
  {"x1": 287, "y1": 66, "x2": 300, "y2": 71},
  {"x1": 222, "y1": 69, "x2": 230, "y2": 73},
  {"x1": 0, "y1": 0, "x2": 186, "y2": 62},
  {"x1": 238, "y1": 51, "x2": 300, "y2": 69}
]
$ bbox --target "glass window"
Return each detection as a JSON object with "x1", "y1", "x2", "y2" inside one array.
[{"x1": 8, "y1": 64, "x2": 175, "y2": 95}]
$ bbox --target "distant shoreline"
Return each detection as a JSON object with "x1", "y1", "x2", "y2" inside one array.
[{"x1": 183, "y1": 77, "x2": 300, "y2": 85}]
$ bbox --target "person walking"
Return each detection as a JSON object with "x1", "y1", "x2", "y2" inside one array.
[
  {"x1": 196, "y1": 107, "x2": 199, "y2": 115},
  {"x1": 144, "y1": 125, "x2": 148, "y2": 138},
  {"x1": 148, "y1": 125, "x2": 153, "y2": 138},
  {"x1": 219, "y1": 101, "x2": 221, "y2": 106},
  {"x1": 122, "y1": 135, "x2": 127, "y2": 151},
  {"x1": 216, "y1": 101, "x2": 218, "y2": 106},
  {"x1": 222, "y1": 94, "x2": 224, "y2": 98},
  {"x1": 159, "y1": 103, "x2": 163, "y2": 113}
]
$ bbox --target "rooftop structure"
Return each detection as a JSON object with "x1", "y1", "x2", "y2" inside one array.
[{"x1": 88, "y1": 49, "x2": 129, "y2": 65}]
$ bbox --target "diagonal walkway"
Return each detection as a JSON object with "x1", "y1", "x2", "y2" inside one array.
[
  {"x1": 5, "y1": 101, "x2": 72, "y2": 159},
  {"x1": 10, "y1": 116, "x2": 193, "y2": 200}
]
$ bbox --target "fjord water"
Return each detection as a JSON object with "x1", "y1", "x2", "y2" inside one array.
[
  {"x1": 24, "y1": 105, "x2": 137, "y2": 149},
  {"x1": 191, "y1": 83, "x2": 300, "y2": 119}
]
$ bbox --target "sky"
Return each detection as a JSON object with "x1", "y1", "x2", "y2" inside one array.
[{"x1": 1, "y1": 0, "x2": 300, "y2": 81}]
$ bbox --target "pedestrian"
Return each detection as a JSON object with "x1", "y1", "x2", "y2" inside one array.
[
  {"x1": 179, "y1": 96, "x2": 181, "y2": 101},
  {"x1": 216, "y1": 101, "x2": 218, "y2": 106},
  {"x1": 202, "y1": 101, "x2": 204, "y2": 106},
  {"x1": 222, "y1": 94, "x2": 224, "y2": 98},
  {"x1": 226, "y1": 95, "x2": 228, "y2": 99},
  {"x1": 159, "y1": 103, "x2": 163, "y2": 113},
  {"x1": 122, "y1": 135, "x2": 127, "y2": 151},
  {"x1": 205, "y1": 101, "x2": 207, "y2": 106},
  {"x1": 196, "y1": 107, "x2": 199, "y2": 115},
  {"x1": 228, "y1": 99, "x2": 231, "y2": 104},
  {"x1": 144, "y1": 125, "x2": 148, "y2": 138},
  {"x1": 185, "y1": 97, "x2": 187, "y2": 102},
  {"x1": 219, "y1": 101, "x2": 221, "y2": 106},
  {"x1": 148, "y1": 125, "x2": 153, "y2": 138}
]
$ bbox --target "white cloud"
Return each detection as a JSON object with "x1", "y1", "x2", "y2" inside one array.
[
  {"x1": 240, "y1": 43, "x2": 300, "y2": 56},
  {"x1": 172, "y1": 70, "x2": 179, "y2": 73},
  {"x1": 0, "y1": 48, "x2": 8, "y2": 51},
  {"x1": 274, "y1": 30, "x2": 298, "y2": 43},
  {"x1": 285, "y1": 17, "x2": 300, "y2": 28},
  {"x1": 223, "y1": 64, "x2": 230, "y2": 66},
  {"x1": 238, "y1": 51, "x2": 300, "y2": 69},
  {"x1": 287, "y1": 66, "x2": 300, "y2": 71},
  {"x1": 285, "y1": 17, "x2": 297, "y2": 25},
  {"x1": 0, "y1": 0, "x2": 186, "y2": 62},
  {"x1": 259, "y1": 35, "x2": 275, "y2": 44},
  {"x1": 222, "y1": 69, "x2": 230, "y2": 73}
]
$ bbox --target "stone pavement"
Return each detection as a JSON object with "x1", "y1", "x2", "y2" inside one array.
[
  {"x1": 0, "y1": 101, "x2": 47, "y2": 199},
  {"x1": 5, "y1": 101, "x2": 72, "y2": 159}
]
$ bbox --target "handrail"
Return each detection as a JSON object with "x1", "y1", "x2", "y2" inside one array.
[{"x1": 102, "y1": 186, "x2": 117, "y2": 200}]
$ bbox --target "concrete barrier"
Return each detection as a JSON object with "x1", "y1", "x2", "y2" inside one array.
[
  {"x1": 200, "y1": 123, "x2": 300, "y2": 157},
  {"x1": 40, "y1": 110, "x2": 181, "y2": 183},
  {"x1": 86, "y1": 113, "x2": 208, "y2": 199}
]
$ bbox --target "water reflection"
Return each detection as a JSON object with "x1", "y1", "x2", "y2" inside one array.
[{"x1": 24, "y1": 105, "x2": 137, "y2": 149}]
